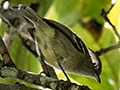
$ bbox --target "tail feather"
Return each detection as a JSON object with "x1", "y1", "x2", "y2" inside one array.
[
  {"x1": 11, "y1": 5, "x2": 42, "y2": 25},
  {"x1": 11, "y1": 5, "x2": 54, "y2": 36}
]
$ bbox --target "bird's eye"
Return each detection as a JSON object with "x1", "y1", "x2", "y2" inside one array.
[
  {"x1": 93, "y1": 62, "x2": 97, "y2": 69},
  {"x1": 93, "y1": 62, "x2": 97, "y2": 66}
]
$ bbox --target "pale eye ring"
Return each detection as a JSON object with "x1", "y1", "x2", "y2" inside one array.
[{"x1": 93, "y1": 62, "x2": 97, "y2": 69}]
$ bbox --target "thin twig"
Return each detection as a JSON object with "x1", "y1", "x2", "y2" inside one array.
[
  {"x1": 101, "y1": 1, "x2": 120, "y2": 41},
  {"x1": 95, "y1": 43, "x2": 120, "y2": 56}
]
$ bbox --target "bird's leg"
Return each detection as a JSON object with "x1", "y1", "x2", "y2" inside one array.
[
  {"x1": 57, "y1": 57, "x2": 71, "y2": 83},
  {"x1": 38, "y1": 56, "x2": 51, "y2": 77},
  {"x1": 38, "y1": 53, "x2": 58, "y2": 80},
  {"x1": 35, "y1": 39, "x2": 58, "y2": 79},
  {"x1": 34, "y1": 38, "x2": 50, "y2": 76}
]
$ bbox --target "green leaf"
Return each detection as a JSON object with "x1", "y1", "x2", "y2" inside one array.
[
  {"x1": 10, "y1": 36, "x2": 40, "y2": 73},
  {"x1": 0, "y1": 21, "x2": 6, "y2": 37},
  {"x1": 0, "y1": 0, "x2": 120, "y2": 90},
  {"x1": 79, "y1": 0, "x2": 111, "y2": 24}
]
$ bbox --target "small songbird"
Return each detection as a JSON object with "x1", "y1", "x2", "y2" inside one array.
[{"x1": 11, "y1": 4, "x2": 102, "y2": 83}]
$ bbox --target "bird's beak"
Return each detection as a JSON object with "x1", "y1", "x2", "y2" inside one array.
[{"x1": 94, "y1": 72, "x2": 101, "y2": 83}]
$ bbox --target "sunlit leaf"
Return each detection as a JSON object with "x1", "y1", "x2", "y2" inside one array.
[{"x1": 0, "y1": 0, "x2": 120, "y2": 90}]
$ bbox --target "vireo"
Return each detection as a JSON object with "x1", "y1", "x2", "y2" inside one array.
[{"x1": 11, "y1": 5, "x2": 102, "y2": 83}]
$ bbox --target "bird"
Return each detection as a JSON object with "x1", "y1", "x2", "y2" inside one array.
[{"x1": 11, "y1": 4, "x2": 102, "y2": 83}]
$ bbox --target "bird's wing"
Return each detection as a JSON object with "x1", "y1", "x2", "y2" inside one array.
[{"x1": 42, "y1": 18, "x2": 87, "y2": 53}]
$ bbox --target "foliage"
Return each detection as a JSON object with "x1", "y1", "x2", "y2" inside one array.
[{"x1": 0, "y1": 0, "x2": 120, "y2": 90}]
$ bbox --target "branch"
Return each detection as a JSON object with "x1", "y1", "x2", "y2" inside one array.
[
  {"x1": 0, "y1": 82, "x2": 41, "y2": 90},
  {"x1": 101, "y1": 0, "x2": 120, "y2": 41},
  {"x1": 0, "y1": 63, "x2": 90, "y2": 90},
  {"x1": 95, "y1": 43, "x2": 120, "y2": 56}
]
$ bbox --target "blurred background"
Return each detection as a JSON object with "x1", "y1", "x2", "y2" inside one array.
[{"x1": 0, "y1": 0, "x2": 120, "y2": 90}]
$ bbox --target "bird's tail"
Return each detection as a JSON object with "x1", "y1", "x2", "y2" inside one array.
[{"x1": 11, "y1": 4, "x2": 42, "y2": 25}]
